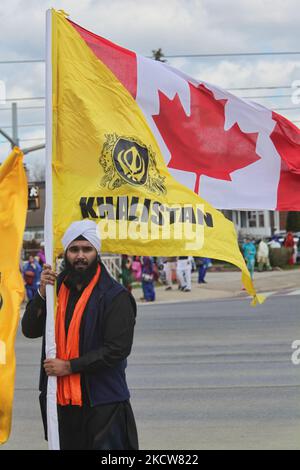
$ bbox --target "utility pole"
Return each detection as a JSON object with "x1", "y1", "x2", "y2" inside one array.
[
  {"x1": 0, "y1": 102, "x2": 45, "y2": 154},
  {"x1": 11, "y1": 102, "x2": 19, "y2": 148}
]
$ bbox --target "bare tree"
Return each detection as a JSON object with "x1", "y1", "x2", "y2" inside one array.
[
  {"x1": 29, "y1": 161, "x2": 45, "y2": 182},
  {"x1": 151, "y1": 48, "x2": 167, "y2": 62}
]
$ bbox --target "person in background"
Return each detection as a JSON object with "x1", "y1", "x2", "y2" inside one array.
[
  {"x1": 257, "y1": 239, "x2": 272, "y2": 272},
  {"x1": 164, "y1": 257, "x2": 177, "y2": 291},
  {"x1": 196, "y1": 257, "x2": 211, "y2": 284},
  {"x1": 120, "y1": 255, "x2": 133, "y2": 293},
  {"x1": 131, "y1": 256, "x2": 142, "y2": 282},
  {"x1": 284, "y1": 232, "x2": 296, "y2": 265},
  {"x1": 37, "y1": 242, "x2": 46, "y2": 268},
  {"x1": 152, "y1": 258, "x2": 160, "y2": 284},
  {"x1": 269, "y1": 236, "x2": 281, "y2": 249},
  {"x1": 176, "y1": 256, "x2": 192, "y2": 292},
  {"x1": 141, "y1": 256, "x2": 155, "y2": 302},
  {"x1": 56, "y1": 253, "x2": 66, "y2": 274},
  {"x1": 242, "y1": 238, "x2": 256, "y2": 280},
  {"x1": 23, "y1": 254, "x2": 42, "y2": 300}
]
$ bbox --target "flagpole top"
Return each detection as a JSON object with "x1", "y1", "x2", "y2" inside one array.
[
  {"x1": 12, "y1": 146, "x2": 23, "y2": 157},
  {"x1": 56, "y1": 9, "x2": 70, "y2": 18}
]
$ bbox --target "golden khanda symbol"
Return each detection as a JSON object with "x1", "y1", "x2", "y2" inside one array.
[
  {"x1": 112, "y1": 137, "x2": 149, "y2": 186},
  {"x1": 117, "y1": 146, "x2": 145, "y2": 183},
  {"x1": 100, "y1": 134, "x2": 166, "y2": 194}
]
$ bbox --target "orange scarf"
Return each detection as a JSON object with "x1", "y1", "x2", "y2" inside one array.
[{"x1": 55, "y1": 264, "x2": 101, "y2": 406}]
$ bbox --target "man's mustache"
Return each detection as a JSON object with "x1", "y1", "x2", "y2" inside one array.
[{"x1": 73, "y1": 260, "x2": 89, "y2": 266}]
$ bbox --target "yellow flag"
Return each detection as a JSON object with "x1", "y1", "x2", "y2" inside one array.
[
  {"x1": 50, "y1": 10, "x2": 263, "y2": 305},
  {"x1": 0, "y1": 148, "x2": 27, "y2": 445}
]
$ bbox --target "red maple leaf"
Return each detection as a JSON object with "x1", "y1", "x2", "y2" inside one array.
[{"x1": 153, "y1": 83, "x2": 260, "y2": 193}]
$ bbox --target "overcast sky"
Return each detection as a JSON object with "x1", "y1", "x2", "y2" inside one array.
[{"x1": 0, "y1": 0, "x2": 299, "y2": 177}]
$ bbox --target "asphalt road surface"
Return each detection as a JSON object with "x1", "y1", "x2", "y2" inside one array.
[{"x1": 2, "y1": 294, "x2": 300, "y2": 450}]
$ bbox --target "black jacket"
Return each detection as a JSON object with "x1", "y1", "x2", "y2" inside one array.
[{"x1": 22, "y1": 262, "x2": 137, "y2": 436}]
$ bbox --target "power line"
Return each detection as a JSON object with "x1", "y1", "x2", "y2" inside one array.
[
  {"x1": 4, "y1": 96, "x2": 45, "y2": 102},
  {"x1": 19, "y1": 106, "x2": 45, "y2": 110},
  {"x1": 1, "y1": 51, "x2": 300, "y2": 64},
  {"x1": 0, "y1": 59, "x2": 44, "y2": 65},
  {"x1": 20, "y1": 137, "x2": 45, "y2": 141},
  {"x1": 165, "y1": 51, "x2": 300, "y2": 59},
  {"x1": 0, "y1": 106, "x2": 45, "y2": 111},
  {"x1": 240, "y1": 94, "x2": 293, "y2": 99},
  {"x1": 228, "y1": 85, "x2": 293, "y2": 91},
  {"x1": 272, "y1": 106, "x2": 300, "y2": 111},
  {"x1": 0, "y1": 137, "x2": 45, "y2": 143},
  {"x1": 0, "y1": 123, "x2": 45, "y2": 129},
  {"x1": 0, "y1": 137, "x2": 45, "y2": 144}
]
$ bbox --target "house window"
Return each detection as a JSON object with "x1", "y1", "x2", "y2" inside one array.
[
  {"x1": 241, "y1": 211, "x2": 247, "y2": 228},
  {"x1": 258, "y1": 211, "x2": 265, "y2": 227},
  {"x1": 226, "y1": 210, "x2": 233, "y2": 221},
  {"x1": 248, "y1": 211, "x2": 257, "y2": 228},
  {"x1": 233, "y1": 211, "x2": 239, "y2": 225}
]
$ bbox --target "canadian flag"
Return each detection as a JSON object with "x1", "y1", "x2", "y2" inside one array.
[{"x1": 71, "y1": 20, "x2": 300, "y2": 211}]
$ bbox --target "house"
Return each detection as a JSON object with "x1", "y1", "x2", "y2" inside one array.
[{"x1": 222, "y1": 210, "x2": 283, "y2": 239}]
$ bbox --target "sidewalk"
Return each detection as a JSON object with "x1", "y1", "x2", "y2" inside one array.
[{"x1": 132, "y1": 268, "x2": 300, "y2": 304}]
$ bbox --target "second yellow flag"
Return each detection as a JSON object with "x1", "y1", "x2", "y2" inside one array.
[{"x1": 0, "y1": 147, "x2": 27, "y2": 445}]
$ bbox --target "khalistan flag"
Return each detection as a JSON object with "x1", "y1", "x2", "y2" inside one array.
[{"x1": 45, "y1": 9, "x2": 266, "y2": 449}]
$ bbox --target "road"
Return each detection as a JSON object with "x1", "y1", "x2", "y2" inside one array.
[{"x1": 2, "y1": 294, "x2": 300, "y2": 450}]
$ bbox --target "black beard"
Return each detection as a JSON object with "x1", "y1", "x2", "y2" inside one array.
[{"x1": 64, "y1": 256, "x2": 99, "y2": 290}]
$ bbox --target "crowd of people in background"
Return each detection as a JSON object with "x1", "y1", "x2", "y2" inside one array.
[
  {"x1": 21, "y1": 231, "x2": 298, "y2": 302},
  {"x1": 120, "y1": 232, "x2": 299, "y2": 301},
  {"x1": 242, "y1": 231, "x2": 299, "y2": 280},
  {"x1": 119, "y1": 255, "x2": 212, "y2": 302},
  {"x1": 21, "y1": 248, "x2": 212, "y2": 303}
]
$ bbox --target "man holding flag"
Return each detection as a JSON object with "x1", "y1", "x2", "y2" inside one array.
[
  {"x1": 1, "y1": 5, "x2": 299, "y2": 450},
  {"x1": 22, "y1": 220, "x2": 139, "y2": 450},
  {"x1": 20, "y1": 8, "x2": 300, "y2": 449}
]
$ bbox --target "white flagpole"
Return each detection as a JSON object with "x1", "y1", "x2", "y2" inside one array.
[{"x1": 45, "y1": 8, "x2": 60, "y2": 450}]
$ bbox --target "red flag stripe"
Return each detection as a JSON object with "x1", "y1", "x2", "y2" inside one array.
[
  {"x1": 271, "y1": 111, "x2": 300, "y2": 175},
  {"x1": 271, "y1": 112, "x2": 300, "y2": 210},
  {"x1": 276, "y1": 161, "x2": 300, "y2": 210},
  {"x1": 68, "y1": 19, "x2": 137, "y2": 100}
]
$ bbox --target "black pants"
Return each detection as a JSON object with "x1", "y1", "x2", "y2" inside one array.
[{"x1": 57, "y1": 401, "x2": 138, "y2": 450}]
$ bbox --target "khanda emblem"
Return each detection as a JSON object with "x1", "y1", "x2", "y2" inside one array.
[
  {"x1": 99, "y1": 134, "x2": 167, "y2": 195},
  {"x1": 113, "y1": 138, "x2": 149, "y2": 186}
]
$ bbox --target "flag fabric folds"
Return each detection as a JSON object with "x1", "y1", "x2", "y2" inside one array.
[
  {"x1": 50, "y1": 9, "x2": 261, "y2": 302},
  {"x1": 46, "y1": 8, "x2": 266, "y2": 450},
  {"x1": 0, "y1": 147, "x2": 27, "y2": 445}
]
